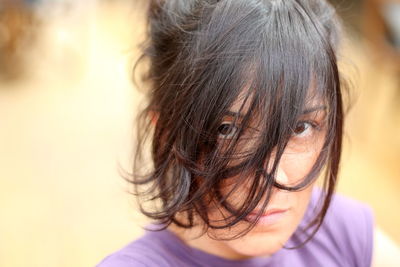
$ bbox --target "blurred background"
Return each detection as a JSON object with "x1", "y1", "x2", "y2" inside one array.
[{"x1": 0, "y1": 0, "x2": 399, "y2": 266}]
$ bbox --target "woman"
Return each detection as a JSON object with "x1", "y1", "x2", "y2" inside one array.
[{"x1": 98, "y1": 0, "x2": 389, "y2": 266}]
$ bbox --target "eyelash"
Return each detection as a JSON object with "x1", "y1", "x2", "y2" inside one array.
[
  {"x1": 217, "y1": 122, "x2": 239, "y2": 139},
  {"x1": 217, "y1": 120, "x2": 320, "y2": 139},
  {"x1": 291, "y1": 121, "x2": 319, "y2": 138}
]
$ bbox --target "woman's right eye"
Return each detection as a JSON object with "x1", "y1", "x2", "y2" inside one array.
[{"x1": 217, "y1": 122, "x2": 238, "y2": 139}]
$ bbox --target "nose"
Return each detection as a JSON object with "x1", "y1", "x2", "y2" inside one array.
[
  {"x1": 259, "y1": 162, "x2": 291, "y2": 209},
  {"x1": 274, "y1": 164, "x2": 290, "y2": 186},
  {"x1": 265, "y1": 156, "x2": 290, "y2": 186}
]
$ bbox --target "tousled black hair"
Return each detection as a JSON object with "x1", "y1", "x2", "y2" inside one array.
[{"x1": 131, "y1": 0, "x2": 345, "y2": 246}]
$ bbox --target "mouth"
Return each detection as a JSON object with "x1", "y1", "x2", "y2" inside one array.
[{"x1": 246, "y1": 208, "x2": 289, "y2": 226}]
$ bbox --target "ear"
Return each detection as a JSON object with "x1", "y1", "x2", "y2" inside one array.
[
  {"x1": 149, "y1": 0, "x2": 164, "y2": 18},
  {"x1": 149, "y1": 110, "x2": 159, "y2": 126}
]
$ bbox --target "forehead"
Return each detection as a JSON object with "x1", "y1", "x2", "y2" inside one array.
[{"x1": 228, "y1": 77, "x2": 324, "y2": 114}]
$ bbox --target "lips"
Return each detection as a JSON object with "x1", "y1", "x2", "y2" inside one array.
[{"x1": 247, "y1": 208, "x2": 289, "y2": 225}]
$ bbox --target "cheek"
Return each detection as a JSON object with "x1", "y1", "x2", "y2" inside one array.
[
  {"x1": 281, "y1": 150, "x2": 319, "y2": 183},
  {"x1": 281, "y1": 136, "x2": 325, "y2": 184}
]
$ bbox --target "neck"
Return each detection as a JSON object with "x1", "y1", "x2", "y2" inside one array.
[{"x1": 168, "y1": 224, "x2": 254, "y2": 260}]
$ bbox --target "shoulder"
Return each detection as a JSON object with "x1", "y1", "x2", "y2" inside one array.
[
  {"x1": 301, "y1": 189, "x2": 374, "y2": 267},
  {"x1": 325, "y1": 192, "x2": 374, "y2": 251},
  {"x1": 96, "y1": 253, "x2": 148, "y2": 267},
  {"x1": 96, "y1": 231, "x2": 176, "y2": 267}
]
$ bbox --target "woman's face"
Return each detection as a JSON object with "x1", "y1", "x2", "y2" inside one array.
[
  {"x1": 211, "y1": 93, "x2": 327, "y2": 258},
  {"x1": 172, "y1": 90, "x2": 328, "y2": 260}
]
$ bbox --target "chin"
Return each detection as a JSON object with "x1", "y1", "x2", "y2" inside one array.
[
  {"x1": 241, "y1": 247, "x2": 281, "y2": 258},
  {"x1": 226, "y1": 232, "x2": 289, "y2": 259}
]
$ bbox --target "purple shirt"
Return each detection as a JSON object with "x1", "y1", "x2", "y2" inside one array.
[{"x1": 97, "y1": 189, "x2": 374, "y2": 267}]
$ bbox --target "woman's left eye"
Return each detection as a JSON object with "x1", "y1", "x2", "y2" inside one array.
[
  {"x1": 217, "y1": 122, "x2": 239, "y2": 139},
  {"x1": 292, "y1": 121, "x2": 316, "y2": 137}
]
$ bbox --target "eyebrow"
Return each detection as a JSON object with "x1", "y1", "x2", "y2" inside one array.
[
  {"x1": 302, "y1": 105, "x2": 327, "y2": 115},
  {"x1": 224, "y1": 111, "x2": 244, "y2": 118},
  {"x1": 224, "y1": 105, "x2": 327, "y2": 118}
]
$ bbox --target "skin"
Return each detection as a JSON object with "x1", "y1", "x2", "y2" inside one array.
[{"x1": 169, "y1": 90, "x2": 328, "y2": 260}]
